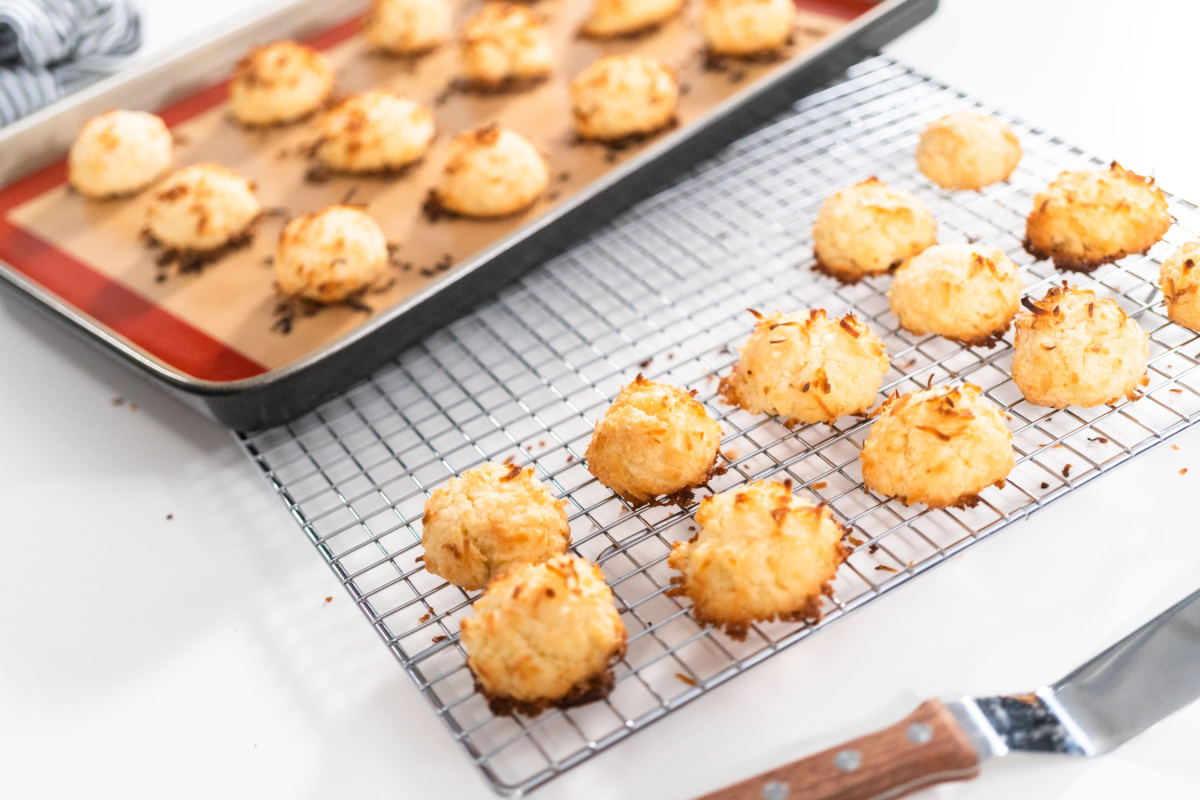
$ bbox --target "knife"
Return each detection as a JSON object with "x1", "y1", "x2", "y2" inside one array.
[{"x1": 698, "y1": 586, "x2": 1200, "y2": 800}]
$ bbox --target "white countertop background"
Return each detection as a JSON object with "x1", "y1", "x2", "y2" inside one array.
[{"x1": 3, "y1": 1, "x2": 1199, "y2": 798}]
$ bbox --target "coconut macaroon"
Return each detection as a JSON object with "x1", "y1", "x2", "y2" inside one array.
[
  {"x1": 861, "y1": 384, "x2": 1014, "y2": 509},
  {"x1": 363, "y1": 0, "x2": 452, "y2": 56},
  {"x1": 460, "y1": 554, "x2": 627, "y2": 715},
  {"x1": 1160, "y1": 240, "x2": 1200, "y2": 332},
  {"x1": 569, "y1": 54, "x2": 678, "y2": 143},
  {"x1": 68, "y1": 110, "x2": 173, "y2": 200},
  {"x1": 144, "y1": 164, "x2": 262, "y2": 254},
  {"x1": 1012, "y1": 284, "x2": 1149, "y2": 408},
  {"x1": 429, "y1": 125, "x2": 548, "y2": 218},
  {"x1": 1025, "y1": 161, "x2": 1171, "y2": 272},
  {"x1": 459, "y1": 3, "x2": 554, "y2": 91},
  {"x1": 421, "y1": 462, "x2": 571, "y2": 592},
  {"x1": 580, "y1": 0, "x2": 683, "y2": 38},
  {"x1": 916, "y1": 112, "x2": 1023, "y2": 191},
  {"x1": 812, "y1": 177, "x2": 937, "y2": 283},
  {"x1": 229, "y1": 41, "x2": 335, "y2": 127},
  {"x1": 667, "y1": 481, "x2": 848, "y2": 640},
  {"x1": 585, "y1": 376, "x2": 722, "y2": 504},
  {"x1": 719, "y1": 309, "x2": 890, "y2": 425},
  {"x1": 699, "y1": 0, "x2": 796, "y2": 58},
  {"x1": 274, "y1": 206, "x2": 389, "y2": 303},
  {"x1": 888, "y1": 243, "x2": 1023, "y2": 347},
  {"x1": 314, "y1": 91, "x2": 435, "y2": 175}
]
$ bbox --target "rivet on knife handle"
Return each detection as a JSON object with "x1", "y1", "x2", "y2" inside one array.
[{"x1": 694, "y1": 699, "x2": 980, "y2": 800}]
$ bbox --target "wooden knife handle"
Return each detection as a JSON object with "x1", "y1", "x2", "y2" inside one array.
[{"x1": 696, "y1": 699, "x2": 980, "y2": 800}]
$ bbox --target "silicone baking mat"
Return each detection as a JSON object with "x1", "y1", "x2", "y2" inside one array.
[
  {"x1": 238, "y1": 55, "x2": 1200, "y2": 795},
  {"x1": 0, "y1": 1, "x2": 859, "y2": 382}
]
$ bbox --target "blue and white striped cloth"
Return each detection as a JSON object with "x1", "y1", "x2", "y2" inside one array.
[{"x1": 0, "y1": 0, "x2": 141, "y2": 126}]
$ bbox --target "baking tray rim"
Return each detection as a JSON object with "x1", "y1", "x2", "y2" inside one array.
[{"x1": 0, "y1": 0, "x2": 925, "y2": 400}]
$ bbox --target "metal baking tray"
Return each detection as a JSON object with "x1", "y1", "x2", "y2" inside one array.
[
  {"x1": 238, "y1": 55, "x2": 1200, "y2": 796},
  {"x1": 0, "y1": 0, "x2": 936, "y2": 430}
]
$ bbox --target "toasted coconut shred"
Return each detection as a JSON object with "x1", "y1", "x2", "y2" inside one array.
[{"x1": 145, "y1": 225, "x2": 257, "y2": 278}]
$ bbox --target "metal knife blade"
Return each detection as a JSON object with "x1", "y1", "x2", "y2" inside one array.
[
  {"x1": 948, "y1": 586, "x2": 1200, "y2": 761},
  {"x1": 696, "y1": 588, "x2": 1200, "y2": 800}
]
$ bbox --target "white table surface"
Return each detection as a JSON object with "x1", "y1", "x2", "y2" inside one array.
[{"x1": 3, "y1": 1, "x2": 1199, "y2": 798}]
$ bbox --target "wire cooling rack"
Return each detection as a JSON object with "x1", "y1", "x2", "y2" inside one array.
[{"x1": 237, "y1": 55, "x2": 1200, "y2": 796}]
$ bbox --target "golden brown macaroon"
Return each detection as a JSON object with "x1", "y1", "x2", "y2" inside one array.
[
  {"x1": 428, "y1": 125, "x2": 549, "y2": 218},
  {"x1": 274, "y1": 206, "x2": 389, "y2": 304},
  {"x1": 229, "y1": 41, "x2": 335, "y2": 127},
  {"x1": 460, "y1": 554, "x2": 627, "y2": 715},
  {"x1": 144, "y1": 164, "x2": 262, "y2": 254},
  {"x1": 667, "y1": 480, "x2": 848, "y2": 640},
  {"x1": 585, "y1": 375, "x2": 722, "y2": 504},
  {"x1": 580, "y1": 0, "x2": 683, "y2": 38},
  {"x1": 363, "y1": 0, "x2": 452, "y2": 56},
  {"x1": 916, "y1": 112, "x2": 1022, "y2": 191},
  {"x1": 1024, "y1": 161, "x2": 1171, "y2": 272},
  {"x1": 569, "y1": 54, "x2": 678, "y2": 143},
  {"x1": 888, "y1": 242, "x2": 1023, "y2": 347},
  {"x1": 861, "y1": 383, "x2": 1014, "y2": 509},
  {"x1": 719, "y1": 309, "x2": 890, "y2": 425},
  {"x1": 68, "y1": 110, "x2": 173, "y2": 199},
  {"x1": 420, "y1": 462, "x2": 571, "y2": 592},
  {"x1": 1012, "y1": 284, "x2": 1149, "y2": 408},
  {"x1": 812, "y1": 177, "x2": 938, "y2": 283},
  {"x1": 459, "y1": 3, "x2": 554, "y2": 91},
  {"x1": 699, "y1": 0, "x2": 795, "y2": 57},
  {"x1": 314, "y1": 91, "x2": 435, "y2": 175},
  {"x1": 1160, "y1": 240, "x2": 1200, "y2": 332}
]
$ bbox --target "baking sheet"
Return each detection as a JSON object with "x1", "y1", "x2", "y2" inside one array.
[{"x1": 0, "y1": 2, "x2": 855, "y2": 382}]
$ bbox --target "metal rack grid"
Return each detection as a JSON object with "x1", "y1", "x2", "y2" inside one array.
[{"x1": 237, "y1": 55, "x2": 1200, "y2": 796}]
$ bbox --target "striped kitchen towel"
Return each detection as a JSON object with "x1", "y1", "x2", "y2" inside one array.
[{"x1": 0, "y1": 0, "x2": 141, "y2": 126}]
